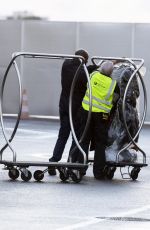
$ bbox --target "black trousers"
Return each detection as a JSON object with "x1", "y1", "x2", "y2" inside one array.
[
  {"x1": 73, "y1": 109, "x2": 109, "y2": 175},
  {"x1": 52, "y1": 109, "x2": 70, "y2": 161},
  {"x1": 52, "y1": 108, "x2": 81, "y2": 162}
]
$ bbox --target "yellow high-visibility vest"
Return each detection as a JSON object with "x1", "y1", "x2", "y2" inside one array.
[{"x1": 82, "y1": 71, "x2": 116, "y2": 113}]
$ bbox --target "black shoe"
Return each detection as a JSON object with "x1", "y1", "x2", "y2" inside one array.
[
  {"x1": 94, "y1": 174, "x2": 105, "y2": 180},
  {"x1": 49, "y1": 157, "x2": 58, "y2": 162},
  {"x1": 93, "y1": 167, "x2": 105, "y2": 180}
]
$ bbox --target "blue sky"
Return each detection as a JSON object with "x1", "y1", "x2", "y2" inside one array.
[{"x1": 0, "y1": 0, "x2": 150, "y2": 22}]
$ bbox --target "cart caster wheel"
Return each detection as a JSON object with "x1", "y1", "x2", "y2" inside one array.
[
  {"x1": 59, "y1": 169, "x2": 69, "y2": 182},
  {"x1": 8, "y1": 168, "x2": 19, "y2": 180},
  {"x1": 21, "y1": 169, "x2": 32, "y2": 182},
  {"x1": 106, "y1": 167, "x2": 116, "y2": 180},
  {"x1": 34, "y1": 170, "x2": 44, "y2": 182},
  {"x1": 130, "y1": 167, "x2": 140, "y2": 181},
  {"x1": 70, "y1": 170, "x2": 82, "y2": 183},
  {"x1": 48, "y1": 167, "x2": 56, "y2": 176}
]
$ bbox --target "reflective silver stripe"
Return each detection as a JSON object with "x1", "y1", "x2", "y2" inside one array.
[
  {"x1": 105, "y1": 80, "x2": 116, "y2": 100},
  {"x1": 85, "y1": 92, "x2": 111, "y2": 105},
  {"x1": 83, "y1": 100, "x2": 111, "y2": 113}
]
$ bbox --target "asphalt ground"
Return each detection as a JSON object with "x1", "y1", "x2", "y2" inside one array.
[{"x1": 0, "y1": 118, "x2": 150, "y2": 230}]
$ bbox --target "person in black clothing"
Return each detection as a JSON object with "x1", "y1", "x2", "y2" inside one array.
[{"x1": 48, "y1": 49, "x2": 98, "y2": 175}]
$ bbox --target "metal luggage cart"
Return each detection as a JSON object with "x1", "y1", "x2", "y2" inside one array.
[
  {"x1": 0, "y1": 52, "x2": 92, "y2": 183},
  {"x1": 88, "y1": 56, "x2": 148, "y2": 180}
]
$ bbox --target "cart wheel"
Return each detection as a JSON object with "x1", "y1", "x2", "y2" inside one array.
[
  {"x1": 59, "y1": 169, "x2": 69, "y2": 182},
  {"x1": 130, "y1": 167, "x2": 140, "y2": 181},
  {"x1": 70, "y1": 170, "x2": 82, "y2": 183},
  {"x1": 106, "y1": 167, "x2": 116, "y2": 180},
  {"x1": 48, "y1": 167, "x2": 56, "y2": 176},
  {"x1": 34, "y1": 170, "x2": 44, "y2": 182},
  {"x1": 21, "y1": 169, "x2": 32, "y2": 182},
  {"x1": 8, "y1": 168, "x2": 19, "y2": 180}
]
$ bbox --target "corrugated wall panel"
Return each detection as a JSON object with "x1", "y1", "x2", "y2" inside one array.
[
  {"x1": 0, "y1": 20, "x2": 149, "y2": 121},
  {"x1": 22, "y1": 21, "x2": 76, "y2": 115},
  {"x1": 134, "y1": 23, "x2": 150, "y2": 121},
  {"x1": 0, "y1": 20, "x2": 21, "y2": 113},
  {"x1": 78, "y1": 22, "x2": 132, "y2": 57}
]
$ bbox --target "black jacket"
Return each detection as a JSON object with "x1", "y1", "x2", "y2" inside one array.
[{"x1": 59, "y1": 59, "x2": 98, "y2": 114}]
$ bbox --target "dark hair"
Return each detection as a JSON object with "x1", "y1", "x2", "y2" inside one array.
[{"x1": 75, "y1": 49, "x2": 89, "y2": 63}]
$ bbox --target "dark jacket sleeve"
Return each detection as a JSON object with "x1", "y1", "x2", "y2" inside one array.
[{"x1": 87, "y1": 64, "x2": 99, "y2": 74}]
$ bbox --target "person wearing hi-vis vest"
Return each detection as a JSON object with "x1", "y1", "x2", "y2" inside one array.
[{"x1": 75, "y1": 61, "x2": 120, "y2": 180}]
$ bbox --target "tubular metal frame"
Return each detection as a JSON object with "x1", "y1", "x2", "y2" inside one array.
[
  {"x1": 69, "y1": 61, "x2": 92, "y2": 164},
  {"x1": 0, "y1": 54, "x2": 147, "y2": 167},
  {"x1": 0, "y1": 52, "x2": 92, "y2": 165},
  {"x1": 91, "y1": 56, "x2": 147, "y2": 164}
]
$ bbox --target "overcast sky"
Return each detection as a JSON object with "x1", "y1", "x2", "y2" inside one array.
[{"x1": 0, "y1": 0, "x2": 150, "y2": 22}]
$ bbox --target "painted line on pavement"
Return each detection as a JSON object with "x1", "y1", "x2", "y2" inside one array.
[
  {"x1": 57, "y1": 204, "x2": 150, "y2": 230},
  {"x1": 57, "y1": 217, "x2": 102, "y2": 230},
  {"x1": 6, "y1": 127, "x2": 57, "y2": 135}
]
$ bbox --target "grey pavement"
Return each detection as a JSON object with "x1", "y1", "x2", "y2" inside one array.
[{"x1": 0, "y1": 118, "x2": 150, "y2": 230}]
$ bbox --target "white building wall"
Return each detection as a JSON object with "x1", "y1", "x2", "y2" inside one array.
[{"x1": 0, "y1": 20, "x2": 149, "y2": 121}]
